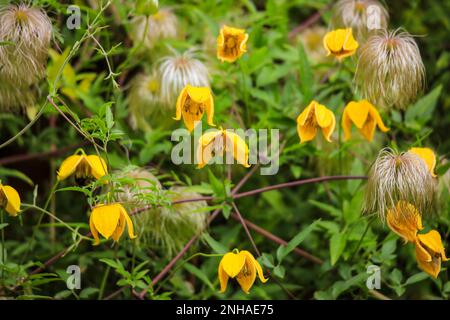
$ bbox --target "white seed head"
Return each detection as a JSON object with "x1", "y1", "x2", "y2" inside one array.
[
  {"x1": 0, "y1": 4, "x2": 52, "y2": 86},
  {"x1": 332, "y1": 0, "x2": 389, "y2": 42},
  {"x1": 128, "y1": 70, "x2": 163, "y2": 130},
  {"x1": 355, "y1": 29, "x2": 425, "y2": 109},
  {"x1": 129, "y1": 8, "x2": 177, "y2": 49},
  {"x1": 364, "y1": 148, "x2": 437, "y2": 220},
  {"x1": 158, "y1": 49, "x2": 209, "y2": 107},
  {"x1": 0, "y1": 82, "x2": 36, "y2": 110}
]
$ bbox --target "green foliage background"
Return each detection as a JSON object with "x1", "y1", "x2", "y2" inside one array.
[{"x1": 0, "y1": 0, "x2": 449, "y2": 300}]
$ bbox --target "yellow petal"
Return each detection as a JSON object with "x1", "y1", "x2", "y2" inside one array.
[
  {"x1": 111, "y1": 213, "x2": 126, "y2": 242},
  {"x1": 241, "y1": 250, "x2": 268, "y2": 283},
  {"x1": 174, "y1": 86, "x2": 187, "y2": 121},
  {"x1": 220, "y1": 252, "x2": 246, "y2": 278},
  {"x1": 314, "y1": 102, "x2": 333, "y2": 129},
  {"x1": 297, "y1": 123, "x2": 317, "y2": 143},
  {"x1": 120, "y1": 205, "x2": 137, "y2": 240},
  {"x1": 415, "y1": 240, "x2": 441, "y2": 278},
  {"x1": 236, "y1": 253, "x2": 257, "y2": 294},
  {"x1": 1, "y1": 185, "x2": 21, "y2": 216},
  {"x1": 57, "y1": 155, "x2": 83, "y2": 180},
  {"x1": 320, "y1": 109, "x2": 336, "y2": 142},
  {"x1": 342, "y1": 107, "x2": 353, "y2": 141},
  {"x1": 342, "y1": 28, "x2": 359, "y2": 51},
  {"x1": 296, "y1": 102, "x2": 314, "y2": 126},
  {"x1": 366, "y1": 101, "x2": 389, "y2": 133},
  {"x1": 224, "y1": 130, "x2": 250, "y2": 168},
  {"x1": 89, "y1": 215, "x2": 101, "y2": 245},
  {"x1": 417, "y1": 230, "x2": 448, "y2": 261},
  {"x1": 409, "y1": 147, "x2": 437, "y2": 178},
  {"x1": 196, "y1": 130, "x2": 223, "y2": 168},
  {"x1": 386, "y1": 202, "x2": 423, "y2": 243},
  {"x1": 86, "y1": 155, "x2": 108, "y2": 180},
  {"x1": 345, "y1": 101, "x2": 369, "y2": 129},
  {"x1": 91, "y1": 204, "x2": 121, "y2": 239},
  {"x1": 218, "y1": 260, "x2": 229, "y2": 293},
  {"x1": 358, "y1": 116, "x2": 377, "y2": 142}
]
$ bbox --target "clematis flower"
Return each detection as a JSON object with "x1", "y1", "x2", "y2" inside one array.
[
  {"x1": 296, "y1": 100, "x2": 336, "y2": 143},
  {"x1": 217, "y1": 25, "x2": 248, "y2": 63},
  {"x1": 218, "y1": 250, "x2": 268, "y2": 293},
  {"x1": 342, "y1": 100, "x2": 389, "y2": 141},
  {"x1": 196, "y1": 128, "x2": 250, "y2": 168},
  {"x1": 364, "y1": 148, "x2": 436, "y2": 219},
  {"x1": 57, "y1": 151, "x2": 107, "y2": 181},
  {"x1": 174, "y1": 85, "x2": 215, "y2": 132},
  {"x1": 0, "y1": 184, "x2": 21, "y2": 216},
  {"x1": 415, "y1": 230, "x2": 449, "y2": 278},
  {"x1": 386, "y1": 201, "x2": 423, "y2": 243},
  {"x1": 409, "y1": 147, "x2": 437, "y2": 178},
  {"x1": 323, "y1": 28, "x2": 358, "y2": 60},
  {"x1": 89, "y1": 203, "x2": 136, "y2": 245}
]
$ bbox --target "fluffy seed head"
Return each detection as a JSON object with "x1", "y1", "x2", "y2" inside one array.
[
  {"x1": 128, "y1": 70, "x2": 162, "y2": 130},
  {"x1": 332, "y1": 0, "x2": 389, "y2": 42},
  {"x1": 0, "y1": 82, "x2": 36, "y2": 110},
  {"x1": 355, "y1": 29, "x2": 425, "y2": 109},
  {"x1": 0, "y1": 4, "x2": 52, "y2": 86},
  {"x1": 158, "y1": 49, "x2": 209, "y2": 106},
  {"x1": 364, "y1": 148, "x2": 437, "y2": 220},
  {"x1": 129, "y1": 8, "x2": 177, "y2": 49}
]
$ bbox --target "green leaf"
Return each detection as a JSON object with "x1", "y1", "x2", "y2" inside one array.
[
  {"x1": 183, "y1": 263, "x2": 215, "y2": 291},
  {"x1": 404, "y1": 272, "x2": 429, "y2": 286},
  {"x1": 273, "y1": 265, "x2": 285, "y2": 278},
  {"x1": 405, "y1": 85, "x2": 442, "y2": 126},
  {"x1": 329, "y1": 232, "x2": 347, "y2": 265},
  {"x1": 277, "y1": 220, "x2": 319, "y2": 262},
  {"x1": 0, "y1": 167, "x2": 34, "y2": 186},
  {"x1": 308, "y1": 200, "x2": 341, "y2": 218},
  {"x1": 202, "y1": 233, "x2": 227, "y2": 254},
  {"x1": 0, "y1": 223, "x2": 9, "y2": 230},
  {"x1": 297, "y1": 43, "x2": 313, "y2": 103}
]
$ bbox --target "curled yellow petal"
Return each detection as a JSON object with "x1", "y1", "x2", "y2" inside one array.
[
  {"x1": 218, "y1": 260, "x2": 229, "y2": 293},
  {"x1": 409, "y1": 147, "x2": 437, "y2": 177},
  {"x1": 0, "y1": 185, "x2": 21, "y2": 216},
  {"x1": 89, "y1": 215, "x2": 101, "y2": 245},
  {"x1": 57, "y1": 155, "x2": 83, "y2": 180},
  {"x1": 415, "y1": 230, "x2": 448, "y2": 278},
  {"x1": 86, "y1": 155, "x2": 108, "y2": 180},
  {"x1": 91, "y1": 204, "x2": 121, "y2": 239},
  {"x1": 386, "y1": 201, "x2": 423, "y2": 243},
  {"x1": 120, "y1": 205, "x2": 137, "y2": 240},
  {"x1": 241, "y1": 250, "x2": 268, "y2": 283},
  {"x1": 236, "y1": 255, "x2": 256, "y2": 294},
  {"x1": 224, "y1": 130, "x2": 250, "y2": 168}
]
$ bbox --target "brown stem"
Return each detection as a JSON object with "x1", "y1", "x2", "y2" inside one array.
[
  {"x1": 232, "y1": 202, "x2": 261, "y2": 257},
  {"x1": 233, "y1": 175, "x2": 367, "y2": 199},
  {"x1": 230, "y1": 213, "x2": 323, "y2": 265},
  {"x1": 287, "y1": 3, "x2": 332, "y2": 40}
]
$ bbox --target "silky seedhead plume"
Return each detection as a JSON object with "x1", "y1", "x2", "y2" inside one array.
[
  {"x1": 364, "y1": 148, "x2": 437, "y2": 220},
  {"x1": 0, "y1": 3, "x2": 52, "y2": 86},
  {"x1": 331, "y1": 0, "x2": 389, "y2": 42},
  {"x1": 355, "y1": 29, "x2": 425, "y2": 109},
  {"x1": 158, "y1": 49, "x2": 210, "y2": 107}
]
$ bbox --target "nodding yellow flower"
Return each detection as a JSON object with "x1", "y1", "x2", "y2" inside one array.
[
  {"x1": 386, "y1": 201, "x2": 423, "y2": 243},
  {"x1": 342, "y1": 100, "x2": 389, "y2": 142},
  {"x1": 323, "y1": 28, "x2": 358, "y2": 60},
  {"x1": 217, "y1": 25, "x2": 248, "y2": 63},
  {"x1": 174, "y1": 85, "x2": 215, "y2": 132},
  {"x1": 409, "y1": 147, "x2": 437, "y2": 178},
  {"x1": 0, "y1": 184, "x2": 21, "y2": 216},
  {"x1": 57, "y1": 151, "x2": 107, "y2": 181},
  {"x1": 89, "y1": 203, "x2": 136, "y2": 245},
  {"x1": 218, "y1": 250, "x2": 268, "y2": 294},
  {"x1": 415, "y1": 230, "x2": 449, "y2": 278},
  {"x1": 196, "y1": 129, "x2": 250, "y2": 168},
  {"x1": 297, "y1": 100, "x2": 336, "y2": 143}
]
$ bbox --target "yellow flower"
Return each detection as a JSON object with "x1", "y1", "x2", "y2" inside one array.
[
  {"x1": 89, "y1": 203, "x2": 136, "y2": 245},
  {"x1": 386, "y1": 201, "x2": 423, "y2": 243},
  {"x1": 174, "y1": 85, "x2": 215, "y2": 132},
  {"x1": 323, "y1": 28, "x2": 359, "y2": 60},
  {"x1": 415, "y1": 230, "x2": 448, "y2": 278},
  {"x1": 0, "y1": 184, "x2": 21, "y2": 216},
  {"x1": 196, "y1": 128, "x2": 250, "y2": 168},
  {"x1": 217, "y1": 25, "x2": 248, "y2": 63},
  {"x1": 296, "y1": 100, "x2": 336, "y2": 143},
  {"x1": 57, "y1": 151, "x2": 107, "y2": 181},
  {"x1": 218, "y1": 250, "x2": 268, "y2": 293},
  {"x1": 409, "y1": 147, "x2": 437, "y2": 178},
  {"x1": 342, "y1": 100, "x2": 389, "y2": 141}
]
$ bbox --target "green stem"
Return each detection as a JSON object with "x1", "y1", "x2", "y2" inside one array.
[
  {"x1": 98, "y1": 266, "x2": 111, "y2": 300},
  {"x1": 1, "y1": 210, "x2": 5, "y2": 281}
]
